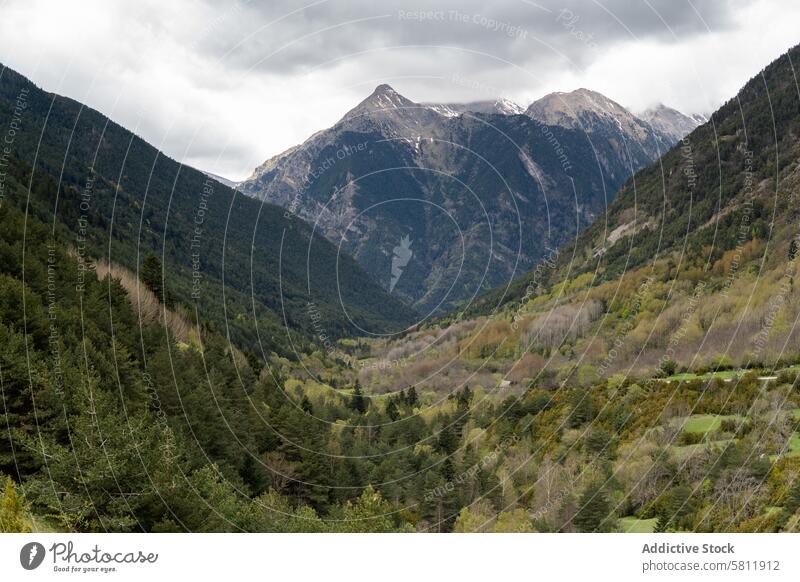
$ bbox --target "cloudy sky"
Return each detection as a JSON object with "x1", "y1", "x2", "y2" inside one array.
[{"x1": 1, "y1": 0, "x2": 798, "y2": 180}]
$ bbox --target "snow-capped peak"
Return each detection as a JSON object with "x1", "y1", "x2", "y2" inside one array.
[
  {"x1": 494, "y1": 98, "x2": 525, "y2": 115},
  {"x1": 421, "y1": 98, "x2": 525, "y2": 117}
]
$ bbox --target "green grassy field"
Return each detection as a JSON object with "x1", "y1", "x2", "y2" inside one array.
[
  {"x1": 672, "y1": 414, "x2": 744, "y2": 434},
  {"x1": 666, "y1": 370, "x2": 741, "y2": 382},
  {"x1": 619, "y1": 516, "x2": 658, "y2": 533},
  {"x1": 665, "y1": 363, "x2": 800, "y2": 384}
]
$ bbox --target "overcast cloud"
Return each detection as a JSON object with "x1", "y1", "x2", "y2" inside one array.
[{"x1": 0, "y1": 0, "x2": 798, "y2": 180}]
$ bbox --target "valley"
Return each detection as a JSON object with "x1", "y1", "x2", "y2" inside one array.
[{"x1": 2, "y1": 36, "x2": 800, "y2": 535}]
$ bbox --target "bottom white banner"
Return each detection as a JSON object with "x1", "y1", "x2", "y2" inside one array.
[{"x1": 1, "y1": 533, "x2": 798, "y2": 581}]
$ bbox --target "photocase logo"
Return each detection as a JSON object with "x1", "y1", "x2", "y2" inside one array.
[
  {"x1": 389, "y1": 235, "x2": 413, "y2": 292},
  {"x1": 20, "y1": 542, "x2": 46, "y2": 570}
]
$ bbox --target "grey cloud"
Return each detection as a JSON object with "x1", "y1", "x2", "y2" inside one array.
[
  {"x1": 199, "y1": 0, "x2": 746, "y2": 74},
  {"x1": 0, "y1": 0, "x2": 780, "y2": 180}
]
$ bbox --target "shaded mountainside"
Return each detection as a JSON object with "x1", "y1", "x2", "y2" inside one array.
[
  {"x1": 0, "y1": 161, "x2": 426, "y2": 533},
  {"x1": 240, "y1": 85, "x2": 694, "y2": 313},
  {"x1": 0, "y1": 64, "x2": 416, "y2": 355}
]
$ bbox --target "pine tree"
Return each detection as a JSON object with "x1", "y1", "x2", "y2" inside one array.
[
  {"x1": 456, "y1": 385, "x2": 473, "y2": 410},
  {"x1": 784, "y1": 478, "x2": 800, "y2": 515},
  {"x1": 386, "y1": 398, "x2": 400, "y2": 421},
  {"x1": 568, "y1": 390, "x2": 596, "y2": 428},
  {"x1": 350, "y1": 380, "x2": 367, "y2": 414},
  {"x1": 406, "y1": 386, "x2": 418, "y2": 408},
  {"x1": 141, "y1": 253, "x2": 164, "y2": 303},
  {"x1": 436, "y1": 421, "x2": 460, "y2": 455},
  {"x1": 573, "y1": 482, "x2": 613, "y2": 532},
  {"x1": 661, "y1": 358, "x2": 678, "y2": 377},
  {"x1": 300, "y1": 395, "x2": 314, "y2": 414}
]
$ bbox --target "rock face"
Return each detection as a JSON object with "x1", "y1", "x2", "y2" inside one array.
[
  {"x1": 525, "y1": 88, "x2": 676, "y2": 169},
  {"x1": 639, "y1": 103, "x2": 706, "y2": 143},
  {"x1": 239, "y1": 85, "x2": 698, "y2": 313}
]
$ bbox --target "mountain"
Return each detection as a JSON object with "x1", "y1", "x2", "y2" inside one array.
[
  {"x1": 239, "y1": 85, "x2": 684, "y2": 313},
  {"x1": 350, "y1": 43, "x2": 800, "y2": 533},
  {"x1": 0, "y1": 65, "x2": 416, "y2": 355},
  {"x1": 525, "y1": 88, "x2": 677, "y2": 167},
  {"x1": 556, "y1": 47, "x2": 800, "y2": 291},
  {"x1": 461, "y1": 42, "x2": 800, "y2": 374},
  {"x1": 640, "y1": 103, "x2": 706, "y2": 142},
  {"x1": 3, "y1": 36, "x2": 799, "y2": 537}
]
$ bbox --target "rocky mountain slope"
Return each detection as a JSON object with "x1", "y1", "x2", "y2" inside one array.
[
  {"x1": 423, "y1": 97, "x2": 526, "y2": 116},
  {"x1": 240, "y1": 85, "x2": 699, "y2": 313},
  {"x1": 524, "y1": 88, "x2": 698, "y2": 168}
]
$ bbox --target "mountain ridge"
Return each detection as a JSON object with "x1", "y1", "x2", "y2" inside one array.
[
  {"x1": 239, "y1": 84, "x2": 700, "y2": 313},
  {"x1": 461, "y1": 43, "x2": 800, "y2": 334}
]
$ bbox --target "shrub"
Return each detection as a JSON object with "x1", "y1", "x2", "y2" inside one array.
[
  {"x1": 0, "y1": 477, "x2": 31, "y2": 533},
  {"x1": 678, "y1": 431, "x2": 704, "y2": 446}
]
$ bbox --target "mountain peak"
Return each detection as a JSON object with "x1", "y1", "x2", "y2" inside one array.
[
  {"x1": 372, "y1": 83, "x2": 399, "y2": 96},
  {"x1": 364, "y1": 83, "x2": 413, "y2": 105},
  {"x1": 639, "y1": 103, "x2": 705, "y2": 141},
  {"x1": 525, "y1": 87, "x2": 667, "y2": 160},
  {"x1": 643, "y1": 102, "x2": 672, "y2": 113},
  {"x1": 494, "y1": 97, "x2": 525, "y2": 115},
  {"x1": 527, "y1": 88, "x2": 630, "y2": 122},
  {"x1": 569, "y1": 87, "x2": 605, "y2": 97},
  {"x1": 342, "y1": 83, "x2": 418, "y2": 122}
]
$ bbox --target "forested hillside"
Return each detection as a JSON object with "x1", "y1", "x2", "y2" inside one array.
[
  {"x1": 468, "y1": 43, "x2": 800, "y2": 317},
  {"x1": 0, "y1": 165, "x2": 424, "y2": 532},
  {"x1": 0, "y1": 65, "x2": 415, "y2": 359}
]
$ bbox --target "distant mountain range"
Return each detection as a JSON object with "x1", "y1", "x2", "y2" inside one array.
[{"x1": 238, "y1": 85, "x2": 702, "y2": 312}]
